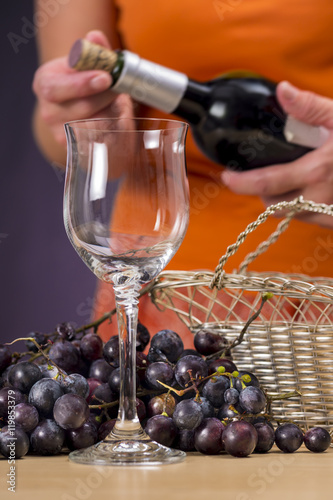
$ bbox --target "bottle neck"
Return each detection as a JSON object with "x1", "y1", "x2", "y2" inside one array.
[
  {"x1": 173, "y1": 79, "x2": 210, "y2": 124},
  {"x1": 111, "y1": 50, "x2": 190, "y2": 114}
]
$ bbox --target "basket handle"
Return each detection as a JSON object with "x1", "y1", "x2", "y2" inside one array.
[{"x1": 210, "y1": 196, "x2": 333, "y2": 289}]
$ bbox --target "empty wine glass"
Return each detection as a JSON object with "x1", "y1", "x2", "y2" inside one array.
[{"x1": 63, "y1": 117, "x2": 189, "y2": 465}]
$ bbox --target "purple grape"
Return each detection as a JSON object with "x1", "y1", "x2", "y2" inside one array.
[
  {"x1": 136, "y1": 398, "x2": 147, "y2": 421},
  {"x1": 145, "y1": 415, "x2": 178, "y2": 447},
  {"x1": 76, "y1": 356, "x2": 91, "y2": 378},
  {"x1": 49, "y1": 340, "x2": 80, "y2": 374},
  {"x1": 275, "y1": 423, "x2": 303, "y2": 453},
  {"x1": 66, "y1": 419, "x2": 98, "y2": 450},
  {"x1": 8, "y1": 362, "x2": 42, "y2": 394},
  {"x1": 14, "y1": 403, "x2": 39, "y2": 433},
  {"x1": 233, "y1": 371, "x2": 260, "y2": 392},
  {"x1": 202, "y1": 376, "x2": 230, "y2": 408},
  {"x1": 30, "y1": 419, "x2": 65, "y2": 455},
  {"x1": 108, "y1": 368, "x2": 121, "y2": 394},
  {"x1": 80, "y1": 333, "x2": 103, "y2": 361},
  {"x1": 303, "y1": 427, "x2": 331, "y2": 453},
  {"x1": 136, "y1": 322, "x2": 150, "y2": 352},
  {"x1": 174, "y1": 429, "x2": 196, "y2": 451},
  {"x1": 89, "y1": 358, "x2": 114, "y2": 383},
  {"x1": 90, "y1": 382, "x2": 116, "y2": 405},
  {"x1": 28, "y1": 378, "x2": 64, "y2": 418},
  {"x1": 53, "y1": 393, "x2": 90, "y2": 430},
  {"x1": 254, "y1": 422, "x2": 275, "y2": 453},
  {"x1": 56, "y1": 322, "x2": 76, "y2": 341},
  {"x1": 223, "y1": 421, "x2": 258, "y2": 457},
  {"x1": 238, "y1": 386, "x2": 266, "y2": 414},
  {"x1": 224, "y1": 388, "x2": 240, "y2": 405},
  {"x1": 39, "y1": 364, "x2": 67, "y2": 380},
  {"x1": 59, "y1": 373, "x2": 90, "y2": 398},
  {"x1": 173, "y1": 399, "x2": 203, "y2": 430},
  {"x1": 147, "y1": 347, "x2": 169, "y2": 363},
  {"x1": 0, "y1": 365, "x2": 12, "y2": 389},
  {"x1": 0, "y1": 387, "x2": 26, "y2": 419},
  {"x1": 194, "y1": 417, "x2": 225, "y2": 455},
  {"x1": 194, "y1": 330, "x2": 227, "y2": 356},
  {"x1": 136, "y1": 352, "x2": 148, "y2": 384},
  {"x1": 150, "y1": 329, "x2": 184, "y2": 363},
  {"x1": 197, "y1": 397, "x2": 215, "y2": 418},
  {"x1": 24, "y1": 332, "x2": 47, "y2": 353},
  {"x1": 145, "y1": 362, "x2": 174, "y2": 390},
  {"x1": 98, "y1": 419, "x2": 116, "y2": 441},
  {"x1": 178, "y1": 349, "x2": 202, "y2": 359},
  {"x1": 147, "y1": 393, "x2": 176, "y2": 417},
  {"x1": 0, "y1": 344, "x2": 12, "y2": 372},
  {"x1": 217, "y1": 402, "x2": 240, "y2": 420},
  {"x1": 249, "y1": 416, "x2": 274, "y2": 429},
  {"x1": 103, "y1": 336, "x2": 119, "y2": 367},
  {"x1": 0, "y1": 425, "x2": 30, "y2": 459},
  {"x1": 208, "y1": 358, "x2": 238, "y2": 375},
  {"x1": 174, "y1": 355, "x2": 208, "y2": 388},
  {"x1": 86, "y1": 378, "x2": 102, "y2": 402}
]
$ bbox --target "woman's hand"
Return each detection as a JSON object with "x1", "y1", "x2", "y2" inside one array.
[
  {"x1": 221, "y1": 81, "x2": 333, "y2": 228},
  {"x1": 32, "y1": 30, "x2": 133, "y2": 163}
]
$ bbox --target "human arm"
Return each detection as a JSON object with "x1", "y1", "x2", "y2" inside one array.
[
  {"x1": 32, "y1": 0, "x2": 132, "y2": 165},
  {"x1": 221, "y1": 81, "x2": 333, "y2": 228}
]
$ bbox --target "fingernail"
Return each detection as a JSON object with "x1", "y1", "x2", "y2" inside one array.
[
  {"x1": 221, "y1": 170, "x2": 231, "y2": 186},
  {"x1": 280, "y1": 81, "x2": 299, "y2": 102},
  {"x1": 90, "y1": 74, "x2": 112, "y2": 90}
]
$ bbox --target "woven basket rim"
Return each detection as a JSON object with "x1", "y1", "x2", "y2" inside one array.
[{"x1": 151, "y1": 270, "x2": 333, "y2": 303}]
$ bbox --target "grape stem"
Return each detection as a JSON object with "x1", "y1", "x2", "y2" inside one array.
[
  {"x1": 205, "y1": 292, "x2": 273, "y2": 360},
  {"x1": 75, "y1": 281, "x2": 156, "y2": 334},
  {"x1": 88, "y1": 388, "x2": 165, "y2": 410},
  {"x1": 265, "y1": 390, "x2": 302, "y2": 415},
  {"x1": 5, "y1": 337, "x2": 67, "y2": 379}
]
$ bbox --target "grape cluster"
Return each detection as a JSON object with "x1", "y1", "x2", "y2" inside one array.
[{"x1": 0, "y1": 325, "x2": 331, "y2": 460}]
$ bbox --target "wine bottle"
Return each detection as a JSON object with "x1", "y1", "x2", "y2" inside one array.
[{"x1": 69, "y1": 39, "x2": 328, "y2": 171}]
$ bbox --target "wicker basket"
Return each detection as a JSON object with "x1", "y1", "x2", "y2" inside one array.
[{"x1": 148, "y1": 197, "x2": 333, "y2": 431}]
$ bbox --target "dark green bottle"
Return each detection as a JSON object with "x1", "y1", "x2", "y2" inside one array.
[{"x1": 70, "y1": 39, "x2": 324, "y2": 171}]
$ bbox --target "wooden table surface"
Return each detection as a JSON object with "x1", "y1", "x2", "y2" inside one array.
[{"x1": 1, "y1": 447, "x2": 333, "y2": 500}]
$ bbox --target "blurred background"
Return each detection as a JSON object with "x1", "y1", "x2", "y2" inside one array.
[{"x1": 0, "y1": 1, "x2": 97, "y2": 345}]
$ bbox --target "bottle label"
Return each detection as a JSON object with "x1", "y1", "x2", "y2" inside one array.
[
  {"x1": 284, "y1": 115, "x2": 329, "y2": 149},
  {"x1": 112, "y1": 51, "x2": 188, "y2": 113}
]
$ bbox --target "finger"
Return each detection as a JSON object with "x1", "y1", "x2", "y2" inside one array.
[
  {"x1": 221, "y1": 147, "x2": 328, "y2": 197},
  {"x1": 277, "y1": 81, "x2": 333, "y2": 129},
  {"x1": 85, "y1": 30, "x2": 111, "y2": 48},
  {"x1": 39, "y1": 89, "x2": 120, "y2": 125},
  {"x1": 47, "y1": 95, "x2": 134, "y2": 148},
  {"x1": 33, "y1": 57, "x2": 112, "y2": 103},
  {"x1": 40, "y1": 91, "x2": 133, "y2": 127}
]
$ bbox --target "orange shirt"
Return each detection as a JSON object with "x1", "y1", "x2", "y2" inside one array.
[{"x1": 95, "y1": 0, "x2": 333, "y2": 344}]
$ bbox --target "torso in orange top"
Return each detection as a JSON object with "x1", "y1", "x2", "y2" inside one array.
[{"x1": 95, "y1": 0, "x2": 333, "y2": 344}]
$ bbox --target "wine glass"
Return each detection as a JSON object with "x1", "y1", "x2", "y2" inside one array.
[{"x1": 63, "y1": 117, "x2": 189, "y2": 465}]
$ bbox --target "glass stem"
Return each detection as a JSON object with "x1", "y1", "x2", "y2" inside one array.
[{"x1": 113, "y1": 277, "x2": 142, "y2": 434}]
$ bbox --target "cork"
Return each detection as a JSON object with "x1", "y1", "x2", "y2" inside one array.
[{"x1": 69, "y1": 39, "x2": 118, "y2": 72}]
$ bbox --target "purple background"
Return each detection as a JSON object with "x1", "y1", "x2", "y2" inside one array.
[{"x1": 0, "y1": 2, "x2": 97, "y2": 346}]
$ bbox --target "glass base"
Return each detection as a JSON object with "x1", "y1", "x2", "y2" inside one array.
[{"x1": 68, "y1": 427, "x2": 186, "y2": 466}]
